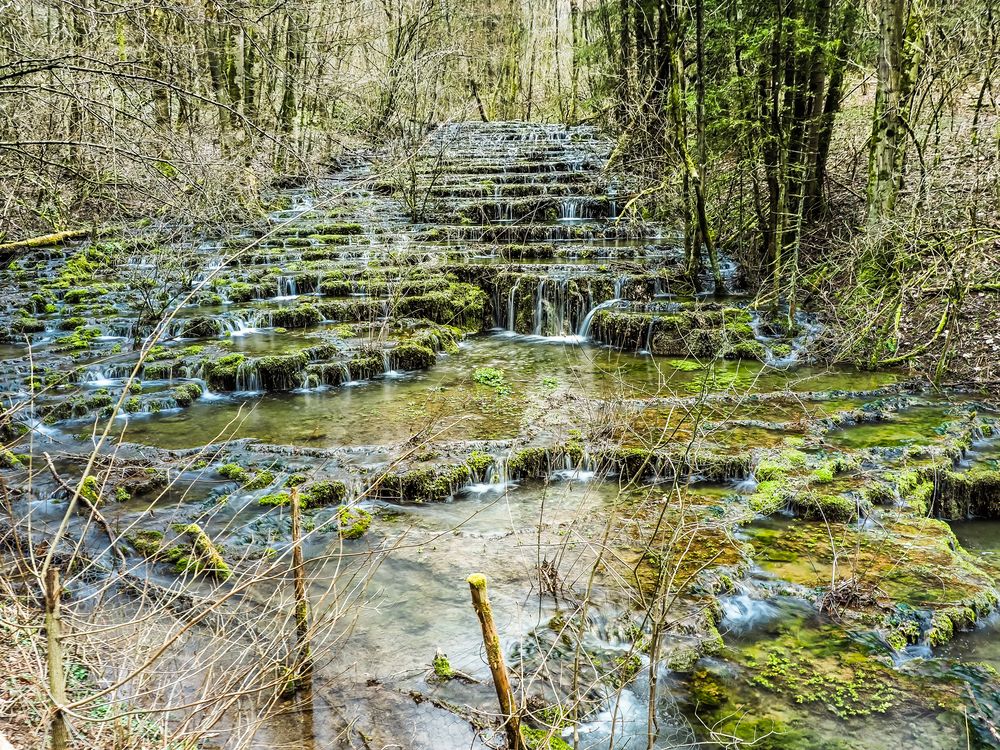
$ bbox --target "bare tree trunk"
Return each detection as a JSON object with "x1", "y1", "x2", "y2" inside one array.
[
  {"x1": 289, "y1": 488, "x2": 313, "y2": 696},
  {"x1": 693, "y1": 0, "x2": 721, "y2": 292},
  {"x1": 867, "y1": 0, "x2": 921, "y2": 226},
  {"x1": 45, "y1": 568, "x2": 69, "y2": 750},
  {"x1": 467, "y1": 574, "x2": 524, "y2": 750}
]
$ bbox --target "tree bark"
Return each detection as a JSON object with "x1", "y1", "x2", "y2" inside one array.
[
  {"x1": 289, "y1": 487, "x2": 313, "y2": 696},
  {"x1": 467, "y1": 574, "x2": 523, "y2": 750},
  {"x1": 45, "y1": 568, "x2": 69, "y2": 750}
]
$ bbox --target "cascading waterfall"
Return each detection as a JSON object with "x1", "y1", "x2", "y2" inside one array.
[
  {"x1": 749, "y1": 310, "x2": 822, "y2": 368},
  {"x1": 276, "y1": 275, "x2": 298, "y2": 298},
  {"x1": 614, "y1": 275, "x2": 628, "y2": 299},
  {"x1": 506, "y1": 278, "x2": 521, "y2": 331},
  {"x1": 81, "y1": 363, "x2": 132, "y2": 385},
  {"x1": 460, "y1": 452, "x2": 514, "y2": 496},
  {"x1": 558, "y1": 199, "x2": 582, "y2": 221},
  {"x1": 221, "y1": 316, "x2": 258, "y2": 337},
  {"x1": 550, "y1": 450, "x2": 596, "y2": 481},
  {"x1": 234, "y1": 360, "x2": 262, "y2": 393},
  {"x1": 532, "y1": 279, "x2": 546, "y2": 336},
  {"x1": 578, "y1": 298, "x2": 623, "y2": 339}
]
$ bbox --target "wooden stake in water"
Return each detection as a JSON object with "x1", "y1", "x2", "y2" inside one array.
[
  {"x1": 467, "y1": 573, "x2": 524, "y2": 750},
  {"x1": 45, "y1": 568, "x2": 69, "y2": 750},
  {"x1": 290, "y1": 488, "x2": 313, "y2": 696}
]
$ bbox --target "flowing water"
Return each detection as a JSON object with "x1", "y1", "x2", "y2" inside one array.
[{"x1": 2, "y1": 121, "x2": 999, "y2": 749}]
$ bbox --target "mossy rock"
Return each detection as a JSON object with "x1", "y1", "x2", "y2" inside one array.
[
  {"x1": 336, "y1": 505, "x2": 372, "y2": 539},
  {"x1": 305, "y1": 480, "x2": 347, "y2": 507},
  {"x1": 126, "y1": 529, "x2": 164, "y2": 557}
]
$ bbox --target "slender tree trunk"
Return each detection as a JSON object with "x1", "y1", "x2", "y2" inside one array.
[
  {"x1": 45, "y1": 568, "x2": 69, "y2": 750},
  {"x1": 467, "y1": 574, "x2": 524, "y2": 750},
  {"x1": 694, "y1": 0, "x2": 721, "y2": 292},
  {"x1": 289, "y1": 488, "x2": 313, "y2": 696},
  {"x1": 867, "y1": 0, "x2": 920, "y2": 225}
]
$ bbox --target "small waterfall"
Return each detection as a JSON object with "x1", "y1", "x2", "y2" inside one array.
[
  {"x1": 558, "y1": 199, "x2": 582, "y2": 221},
  {"x1": 234, "y1": 360, "x2": 262, "y2": 393},
  {"x1": 578, "y1": 298, "x2": 622, "y2": 339},
  {"x1": 506, "y1": 278, "x2": 521, "y2": 331},
  {"x1": 221, "y1": 316, "x2": 258, "y2": 338},
  {"x1": 639, "y1": 317, "x2": 656, "y2": 355},
  {"x1": 276, "y1": 275, "x2": 298, "y2": 299},
  {"x1": 182, "y1": 365, "x2": 222, "y2": 402},
  {"x1": 81, "y1": 363, "x2": 132, "y2": 386},
  {"x1": 614, "y1": 275, "x2": 628, "y2": 299},
  {"x1": 550, "y1": 451, "x2": 596, "y2": 482},
  {"x1": 750, "y1": 310, "x2": 822, "y2": 368},
  {"x1": 460, "y1": 452, "x2": 515, "y2": 496},
  {"x1": 381, "y1": 348, "x2": 402, "y2": 379},
  {"x1": 732, "y1": 474, "x2": 759, "y2": 494},
  {"x1": 718, "y1": 588, "x2": 782, "y2": 635},
  {"x1": 532, "y1": 279, "x2": 546, "y2": 336}
]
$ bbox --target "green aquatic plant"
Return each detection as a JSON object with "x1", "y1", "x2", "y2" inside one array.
[{"x1": 473, "y1": 366, "x2": 507, "y2": 389}]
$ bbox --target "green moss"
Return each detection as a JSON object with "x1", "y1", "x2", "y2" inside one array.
[
  {"x1": 0, "y1": 448, "x2": 23, "y2": 469},
  {"x1": 205, "y1": 353, "x2": 246, "y2": 389},
  {"x1": 57, "y1": 316, "x2": 87, "y2": 330},
  {"x1": 12, "y1": 316, "x2": 46, "y2": 334},
  {"x1": 243, "y1": 469, "x2": 275, "y2": 490},
  {"x1": 258, "y1": 492, "x2": 292, "y2": 506},
  {"x1": 748, "y1": 479, "x2": 791, "y2": 515},
  {"x1": 126, "y1": 529, "x2": 164, "y2": 557},
  {"x1": 933, "y1": 466, "x2": 1000, "y2": 519},
  {"x1": 431, "y1": 652, "x2": 453, "y2": 679},
  {"x1": 267, "y1": 305, "x2": 322, "y2": 329},
  {"x1": 754, "y1": 449, "x2": 807, "y2": 481},
  {"x1": 466, "y1": 450, "x2": 493, "y2": 475},
  {"x1": 256, "y1": 352, "x2": 308, "y2": 390},
  {"x1": 390, "y1": 342, "x2": 436, "y2": 370},
  {"x1": 507, "y1": 447, "x2": 551, "y2": 478},
  {"x1": 376, "y1": 464, "x2": 472, "y2": 503},
  {"x1": 80, "y1": 475, "x2": 101, "y2": 504},
  {"x1": 227, "y1": 282, "x2": 256, "y2": 302},
  {"x1": 170, "y1": 523, "x2": 231, "y2": 580},
  {"x1": 172, "y1": 381, "x2": 203, "y2": 407},
  {"x1": 793, "y1": 491, "x2": 858, "y2": 522},
  {"x1": 522, "y1": 727, "x2": 572, "y2": 750},
  {"x1": 218, "y1": 463, "x2": 249, "y2": 483},
  {"x1": 337, "y1": 505, "x2": 372, "y2": 539},
  {"x1": 305, "y1": 480, "x2": 347, "y2": 507},
  {"x1": 810, "y1": 463, "x2": 836, "y2": 484},
  {"x1": 54, "y1": 326, "x2": 101, "y2": 351}
]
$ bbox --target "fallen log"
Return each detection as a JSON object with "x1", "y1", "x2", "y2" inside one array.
[{"x1": 0, "y1": 229, "x2": 91, "y2": 254}]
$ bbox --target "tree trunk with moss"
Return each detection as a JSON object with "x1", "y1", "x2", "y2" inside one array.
[{"x1": 867, "y1": 0, "x2": 921, "y2": 226}]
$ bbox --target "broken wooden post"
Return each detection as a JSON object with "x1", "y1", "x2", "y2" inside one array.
[
  {"x1": 45, "y1": 567, "x2": 69, "y2": 750},
  {"x1": 467, "y1": 573, "x2": 524, "y2": 750},
  {"x1": 289, "y1": 487, "x2": 313, "y2": 696}
]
